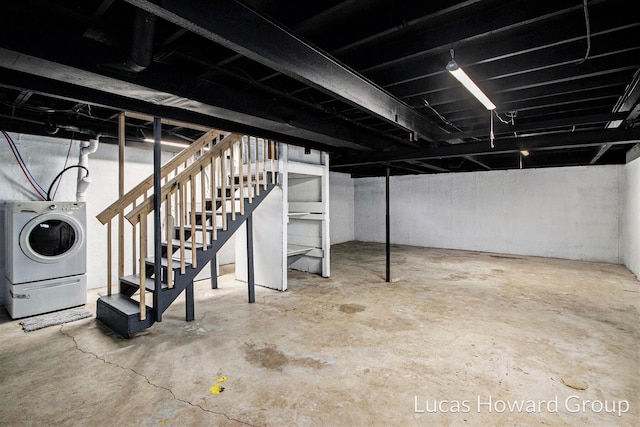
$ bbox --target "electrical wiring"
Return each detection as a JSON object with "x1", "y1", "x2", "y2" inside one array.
[
  {"x1": 576, "y1": 0, "x2": 591, "y2": 64},
  {"x1": 3, "y1": 131, "x2": 93, "y2": 202},
  {"x1": 46, "y1": 165, "x2": 89, "y2": 201},
  {"x1": 50, "y1": 135, "x2": 75, "y2": 201},
  {"x1": 2, "y1": 130, "x2": 47, "y2": 200},
  {"x1": 493, "y1": 110, "x2": 515, "y2": 125}
]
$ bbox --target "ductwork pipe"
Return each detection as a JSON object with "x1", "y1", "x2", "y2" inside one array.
[
  {"x1": 100, "y1": 8, "x2": 156, "y2": 73},
  {"x1": 76, "y1": 135, "x2": 100, "y2": 201},
  {"x1": 125, "y1": 8, "x2": 157, "y2": 72}
]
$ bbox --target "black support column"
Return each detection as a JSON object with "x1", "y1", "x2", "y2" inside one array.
[
  {"x1": 386, "y1": 165, "x2": 390, "y2": 283},
  {"x1": 153, "y1": 117, "x2": 163, "y2": 321},
  {"x1": 247, "y1": 214, "x2": 255, "y2": 303},
  {"x1": 210, "y1": 254, "x2": 218, "y2": 289},
  {"x1": 185, "y1": 281, "x2": 194, "y2": 321}
]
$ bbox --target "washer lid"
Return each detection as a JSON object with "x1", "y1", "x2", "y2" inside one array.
[{"x1": 19, "y1": 212, "x2": 84, "y2": 263}]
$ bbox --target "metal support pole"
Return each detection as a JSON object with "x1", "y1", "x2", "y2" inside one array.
[
  {"x1": 247, "y1": 214, "x2": 255, "y2": 303},
  {"x1": 153, "y1": 117, "x2": 163, "y2": 321},
  {"x1": 385, "y1": 165, "x2": 390, "y2": 283},
  {"x1": 185, "y1": 281, "x2": 194, "y2": 321},
  {"x1": 210, "y1": 255, "x2": 218, "y2": 289}
]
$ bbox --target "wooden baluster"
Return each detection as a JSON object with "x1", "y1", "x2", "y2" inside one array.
[
  {"x1": 140, "y1": 190, "x2": 149, "y2": 258},
  {"x1": 239, "y1": 140, "x2": 245, "y2": 215},
  {"x1": 132, "y1": 199, "x2": 137, "y2": 274},
  {"x1": 210, "y1": 156, "x2": 217, "y2": 241},
  {"x1": 270, "y1": 140, "x2": 276, "y2": 184},
  {"x1": 172, "y1": 169, "x2": 179, "y2": 222},
  {"x1": 190, "y1": 173, "x2": 197, "y2": 269},
  {"x1": 107, "y1": 221, "x2": 112, "y2": 296},
  {"x1": 118, "y1": 212, "x2": 125, "y2": 279},
  {"x1": 139, "y1": 214, "x2": 147, "y2": 321},
  {"x1": 255, "y1": 138, "x2": 261, "y2": 196},
  {"x1": 221, "y1": 147, "x2": 227, "y2": 230},
  {"x1": 230, "y1": 142, "x2": 236, "y2": 221},
  {"x1": 165, "y1": 194, "x2": 173, "y2": 288},
  {"x1": 200, "y1": 165, "x2": 208, "y2": 250},
  {"x1": 247, "y1": 137, "x2": 253, "y2": 204},
  {"x1": 262, "y1": 138, "x2": 268, "y2": 190},
  {"x1": 118, "y1": 113, "x2": 125, "y2": 279},
  {"x1": 179, "y1": 181, "x2": 186, "y2": 275}
]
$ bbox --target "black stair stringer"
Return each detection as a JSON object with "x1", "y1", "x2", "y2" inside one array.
[
  {"x1": 154, "y1": 176, "x2": 278, "y2": 315},
  {"x1": 96, "y1": 174, "x2": 277, "y2": 338}
]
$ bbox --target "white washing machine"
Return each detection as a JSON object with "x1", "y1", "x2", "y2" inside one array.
[{"x1": 4, "y1": 201, "x2": 87, "y2": 318}]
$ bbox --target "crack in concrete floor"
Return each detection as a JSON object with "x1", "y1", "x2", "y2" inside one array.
[{"x1": 59, "y1": 325, "x2": 260, "y2": 427}]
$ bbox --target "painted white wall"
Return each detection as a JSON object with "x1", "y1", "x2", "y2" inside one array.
[
  {"x1": 622, "y1": 156, "x2": 640, "y2": 278},
  {"x1": 329, "y1": 172, "x2": 355, "y2": 244},
  {"x1": 0, "y1": 133, "x2": 177, "y2": 306},
  {"x1": 355, "y1": 165, "x2": 622, "y2": 263},
  {"x1": 235, "y1": 185, "x2": 285, "y2": 290},
  {"x1": 1, "y1": 133, "x2": 83, "y2": 305}
]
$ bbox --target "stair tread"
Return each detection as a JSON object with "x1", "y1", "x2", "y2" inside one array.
[
  {"x1": 161, "y1": 239, "x2": 203, "y2": 249},
  {"x1": 99, "y1": 293, "x2": 151, "y2": 316},
  {"x1": 192, "y1": 211, "x2": 224, "y2": 216},
  {"x1": 173, "y1": 225, "x2": 219, "y2": 231},
  {"x1": 120, "y1": 274, "x2": 169, "y2": 292},
  {"x1": 145, "y1": 256, "x2": 183, "y2": 269},
  {"x1": 215, "y1": 184, "x2": 254, "y2": 189},
  {"x1": 207, "y1": 196, "x2": 242, "y2": 200}
]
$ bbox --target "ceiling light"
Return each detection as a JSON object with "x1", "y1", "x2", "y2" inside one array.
[
  {"x1": 520, "y1": 150, "x2": 530, "y2": 156},
  {"x1": 143, "y1": 138, "x2": 190, "y2": 148},
  {"x1": 446, "y1": 51, "x2": 496, "y2": 111}
]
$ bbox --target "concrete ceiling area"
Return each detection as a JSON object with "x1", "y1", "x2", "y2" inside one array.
[{"x1": 0, "y1": 0, "x2": 639, "y2": 176}]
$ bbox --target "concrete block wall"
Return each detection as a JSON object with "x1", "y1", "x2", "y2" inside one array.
[
  {"x1": 329, "y1": 172, "x2": 355, "y2": 244},
  {"x1": 2, "y1": 132, "x2": 637, "y2": 309},
  {"x1": 354, "y1": 165, "x2": 622, "y2": 263},
  {"x1": 0, "y1": 133, "x2": 173, "y2": 305},
  {"x1": 0, "y1": 133, "x2": 243, "y2": 305},
  {"x1": 622, "y1": 155, "x2": 640, "y2": 278}
]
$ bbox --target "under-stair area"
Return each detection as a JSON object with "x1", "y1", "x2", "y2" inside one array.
[{"x1": 95, "y1": 123, "x2": 278, "y2": 338}]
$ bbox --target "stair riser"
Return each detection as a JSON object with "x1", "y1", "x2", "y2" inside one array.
[
  {"x1": 99, "y1": 173, "x2": 278, "y2": 338},
  {"x1": 96, "y1": 297, "x2": 155, "y2": 339},
  {"x1": 144, "y1": 263, "x2": 182, "y2": 283}
]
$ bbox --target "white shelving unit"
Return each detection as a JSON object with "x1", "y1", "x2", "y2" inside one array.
[
  {"x1": 282, "y1": 144, "x2": 330, "y2": 281},
  {"x1": 235, "y1": 143, "x2": 330, "y2": 291}
]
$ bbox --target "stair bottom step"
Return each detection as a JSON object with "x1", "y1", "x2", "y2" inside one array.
[{"x1": 96, "y1": 294, "x2": 155, "y2": 338}]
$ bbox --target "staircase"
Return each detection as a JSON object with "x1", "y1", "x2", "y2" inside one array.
[{"x1": 95, "y1": 129, "x2": 277, "y2": 338}]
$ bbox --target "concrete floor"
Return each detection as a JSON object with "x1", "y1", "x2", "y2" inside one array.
[{"x1": 0, "y1": 241, "x2": 638, "y2": 426}]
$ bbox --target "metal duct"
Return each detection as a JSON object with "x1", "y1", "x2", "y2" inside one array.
[{"x1": 104, "y1": 8, "x2": 156, "y2": 73}]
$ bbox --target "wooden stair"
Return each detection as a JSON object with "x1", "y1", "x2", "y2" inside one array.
[
  {"x1": 97, "y1": 175, "x2": 276, "y2": 338},
  {"x1": 95, "y1": 130, "x2": 278, "y2": 338}
]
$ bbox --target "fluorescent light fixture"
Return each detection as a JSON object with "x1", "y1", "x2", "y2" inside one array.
[
  {"x1": 520, "y1": 150, "x2": 530, "y2": 156},
  {"x1": 446, "y1": 59, "x2": 496, "y2": 110},
  {"x1": 143, "y1": 138, "x2": 190, "y2": 148}
]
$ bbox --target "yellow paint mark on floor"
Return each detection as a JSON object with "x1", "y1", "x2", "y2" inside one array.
[{"x1": 209, "y1": 384, "x2": 225, "y2": 394}]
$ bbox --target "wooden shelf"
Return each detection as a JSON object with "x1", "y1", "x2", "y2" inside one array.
[
  {"x1": 287, "y1": 244, "x2": 315, "y2": 257},
  {"x1": 288, "y1": 212, "x2": 310, "y2": 218},
  {"x1": 287, "y1": 161, "x2": 324, "y2": 177}
]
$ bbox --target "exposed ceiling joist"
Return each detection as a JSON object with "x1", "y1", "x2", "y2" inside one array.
[
  {"x1": 0, "y1": 46, "x2": 395, "y2": 152},
  {"x1": 591, "y1": 68, "x2": 640, "y2": 163},
  {"x1": 332, "y1": 129, "x2": 640, "y2": 168},
  {"x1": 122, "y1": 0, "x2": 437, "y2": 142},
  {"x1": 0, "y1": 0, "x2": 637, "y2": 176}
]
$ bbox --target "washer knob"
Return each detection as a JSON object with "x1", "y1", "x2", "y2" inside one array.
[{"x1": 49, "y1": 204, "x2": 57, "y2": 210}]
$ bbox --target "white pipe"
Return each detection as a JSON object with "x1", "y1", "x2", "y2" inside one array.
[{"x1": 76, "y1": 136, "x2": 100, "y2": 201}]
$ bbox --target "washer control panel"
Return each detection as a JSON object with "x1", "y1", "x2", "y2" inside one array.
[{"x1": 10, "y1": 201, "x2": 86, "y2": 214}]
